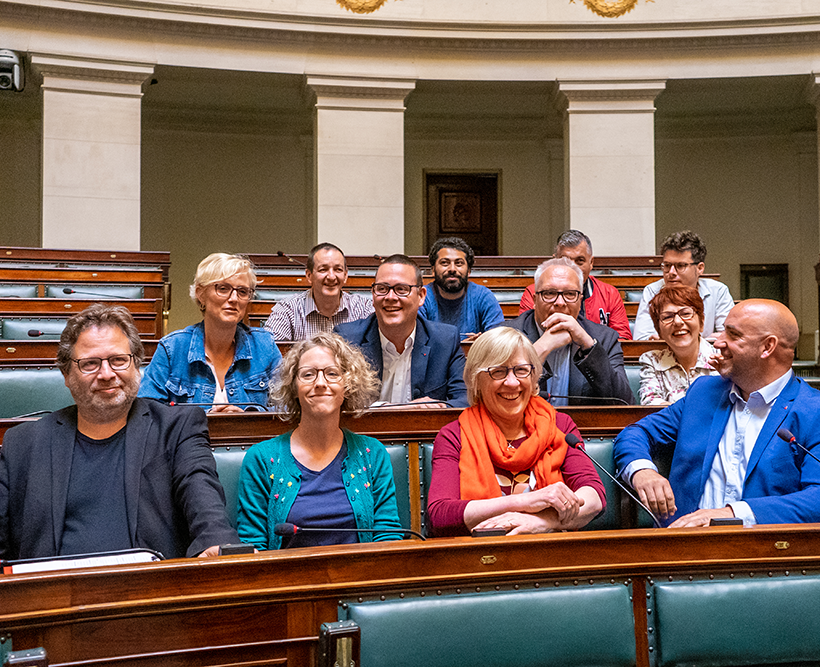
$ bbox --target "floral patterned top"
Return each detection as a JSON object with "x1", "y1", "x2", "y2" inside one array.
[{"x1": 638, "y1": 337, "x2": 718, "y2": 406}]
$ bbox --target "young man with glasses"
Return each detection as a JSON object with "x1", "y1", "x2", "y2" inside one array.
[
  {"x1": 633, "y1": 230, "x2": 734, "y2": 341},
  {"x1": 0, "y1": 304, "x2": 238, "y2": 562},
  {"x1": 334, "y1": 254, "x2": 468, "y2": 408},
  {"x1": 505, "y1": 257, "x2": 634, "y2": 406}
]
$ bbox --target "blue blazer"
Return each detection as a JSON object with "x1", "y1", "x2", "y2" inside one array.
[
  {"x1": 334, "y1": 314, "x2": 468, "y2": 407},
  {"x1": 614, "y1": 374, "x2": 820, "y2": 525}
]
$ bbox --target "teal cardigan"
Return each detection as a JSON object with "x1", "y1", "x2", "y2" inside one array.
[{"x1": 236, "y1": 430, "x2": 403, "y2": 550}]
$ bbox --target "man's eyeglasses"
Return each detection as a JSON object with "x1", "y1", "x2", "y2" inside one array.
[
  {"x1": 371, "y1": 283, "x2": 421, "y2": 297},
  {"x1": 212, "y1": 283, "x2": 254, "y2": 301},
  {"x1": 296, "y1": 366, "x2": 343, "y2": 384},
  {"x1": 660, "y1": 261, "x2": 698, "y2": 273},
  {"x1": 482, "y1": 364, "x2": 535, "y2": 380},
  {"x1": 70, "y1": 354, "x2": 134, "y2": 374},
  {"x1": 659, "y1": 307, "x2": 697, "y2": 324},
  {"x1": 535, "y1": 289, "x2": 582, "y2": 304}
]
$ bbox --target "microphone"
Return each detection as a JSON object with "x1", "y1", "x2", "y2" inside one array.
[
  {"x1": 7, "y1": 410, "x2": 53, "y2": 419},
  {"x1": 168, "y1": 401, "x2": 269, "y2": 412},
  {"x1": 62, "y1": 287, "x2": 121, "y2": 299},
  {"x1": 274, "y1": 522, "x2": 425, "y2": 541},
  {"x1": 276, "y1": 251, "x2": 307, "y2": 268},
  {"x1": 777, "y1": 428, "x2": 820, "y2": 466},
  {"x1": 373, "y1": 254, "x2": 384, "y2": 262},
  {"x1": 547, "y1": 394, "x2": 630, "y2": 406},
  {"x1": 28, "y1": 329, "x2": 44, "y2": 337},
  {"x1": 564, "y1": 433, "x2": 662, "y2": 528}
]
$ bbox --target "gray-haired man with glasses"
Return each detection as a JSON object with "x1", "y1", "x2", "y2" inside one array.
[
  {"x1": 505, "y1": 258, "x2": 634, "y2": 406},
  {"x1": 0, "y1": 304, "x2": 238, "y2": 562},
  {"x1": 335, "y1": 254, "x2": 468, "y2": 408}
]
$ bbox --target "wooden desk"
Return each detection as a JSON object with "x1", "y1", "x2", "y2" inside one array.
[{"x1": 2, "y1": 525, "x2": 819, "y2": 667}]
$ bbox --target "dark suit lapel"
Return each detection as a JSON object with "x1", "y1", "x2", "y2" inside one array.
[
  {"x1": 746, "y1": 376, "x2": 799, "y2": 480},
  {"x1": 123, "y1": 399, "x2": 151, "y2": 545},
  {"x1": 411, "y1": 318, "x2": 431, "y2": 397},
  {"x1": 50, "y1": 411, "x2": 77, "y2": 554},
  {"x1": 361, "y1": 315, "x2": 384, "y2": 379}
]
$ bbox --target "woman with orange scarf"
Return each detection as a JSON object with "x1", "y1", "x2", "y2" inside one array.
[{"x1": 427, "y1": 327, "x2": 605, "y2": 536}]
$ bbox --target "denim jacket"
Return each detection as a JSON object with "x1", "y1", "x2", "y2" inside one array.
[{"x1": 138, "y1": 322, "x2": 281, "y2": 410}]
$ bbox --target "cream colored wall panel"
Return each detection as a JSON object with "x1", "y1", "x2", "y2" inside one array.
[
  {"x1": 315, "y1": 109, "x2": 405, "y2": 155},
  {"x1": 43, "y1": 91, "x2": 141, "y2": 144},
  {"x1": 570, "y1": 207, "x2": 656, "y2": 256},
  {"x1": 317, "y1": 204, "x2": 405, "y2": 255},
  {"x1": 569, "y1": 114, "x2": 658, "y2": 158},
  {"x1": 42, "y1": 196, "x2": 141, "y2": 250},
  {"x1": 42, "y1": 140, "x2": 140, "y2": 199},
  {"x1": 567, "y1": 156, "x2": 655, "y2": 209},
  {"x1": 317, "y1": 154, "x2": 404, "y2": 207}
]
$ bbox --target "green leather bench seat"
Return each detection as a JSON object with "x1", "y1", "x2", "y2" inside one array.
[
  {"x1": 45, "y1": 284, "x2": 144, "y2": 299},
  {"x1": 0, "y1": 284, "x2": 38, "y2": 298},
  {"x1": 650, "y1": 572, "x2": 820, "y2": 667},
  {"x1": 0, "y1": 318, "x2": 67, "y2": 340},
  {"x1": 624, "y1": 290, "x2": 644, "y2": 303},
  {"x1": 625, "y1": 364, "x2": 641, "y2": 404},
  {"x1": 254, "y1": 289, "x2": 304, "y2": 302},
  {"x1": 213, "y1": 443, "x2": 414, "y2": 531},
  {"x1": 342, "y1": 582, "x2": 636, "y2": 667},
  {"x1": 0, "y1": 367, "x2": 73, "y2": 418}
]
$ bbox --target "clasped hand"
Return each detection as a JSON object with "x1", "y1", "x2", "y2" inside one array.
[
  {"x1": 535, "y1": 313, "x2": 595, "y2": 357},
  {"x1": 472, "y1": 483, "x2": 584, "y2": 535}
]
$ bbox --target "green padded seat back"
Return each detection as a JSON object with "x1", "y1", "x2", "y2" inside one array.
[
  {"x1": 0, "y1": 284, "x2": 38, "y2": 298},
  {"x1": 651, "y1": 574, "x2": 820, "y2": 667},
  {"x1": 421, "y1": 442, "x2": 434, "y2": 536},
  {"x1": 212, "y1": 443, "x2": 413, "y2": 532},
  {"x1": 213, "y1": 448, "x2": 247, "y2": 529},
  {"x1": 625, "y1": 364, "x2": 641, "y2": 404},
  {"x1": 0, "y1": 318, "x2": 67, "y2": 340},
  {"x1": 253, "y1": 289, "x2": 304, "y2": 302},
  {"x1": 0, "y1": 367, "x2": 74, "y2": 418},
  {"x1": 46, "y1": 284, "x2": 144, "y2": 299},
  {"x1": 343, "y1": 583, "x2": 636, "y2": 667},
  {"x1": 624, "y1": 290, "x2": 643, "y2": 303},
  {"x1": 580, "y1": 438, "x2": 620, "y2": 531},
  {"x1": 385, "y1": 444, "x2": 411, "y2": 530}
]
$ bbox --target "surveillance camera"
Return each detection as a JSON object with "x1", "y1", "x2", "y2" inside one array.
[{"x1": 0, "y1": 50, "x2": 24, "y2": 92}]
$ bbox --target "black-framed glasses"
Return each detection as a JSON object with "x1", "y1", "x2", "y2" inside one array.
[
  {"x1": 70, "y1": 354, "x2": 134, "y2": 374},
  {"x1": 212, "y1": 283, "x2": 254, "y2": 301},
  {"x1": 659, "y1": 307, "x2": 697, "y2": 324},
  {"x1": 535, "y1": 289, "x2": 582, "y2": 304},
  {"x1": 296, "y1": 366, "x2": 343, "y2": 384},
  {"x1": 660, "y1": 261, "x2": 698, "y2": 273},
  {"x1": 482, "y1": 364, "x2": 535, "y2": 381},
  {"x1": 371, "y1": 283, "x2": 421, "y2": 297}
]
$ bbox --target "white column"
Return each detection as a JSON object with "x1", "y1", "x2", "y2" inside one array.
[
  {"x1": 306, "y1": 75, "x2": 415, "y2": 254},
  {"x1": 558, "y1": 79, "x2": 666, "y2": 256},
  {"x1": 32, "y1": 55, "x2": 154, "y2": 250}
]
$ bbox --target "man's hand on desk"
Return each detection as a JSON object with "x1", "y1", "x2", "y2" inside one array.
[
  {"x1": 631, "y1": 469, "x2": 677, "y2": 520},
  {"x1": 668, "y1": 506, "x2": 735, "y2": 528},
  {"x1": 198, "y1": 545, "x2": 221, "y2": 558}
]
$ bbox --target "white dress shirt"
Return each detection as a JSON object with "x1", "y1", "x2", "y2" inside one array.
[
  {"x1": 378, "y1": 326, "x2": 416, "y2": 404},
  {"x1": 699, "y1": 369, "x2": 793, "y2": 525}
]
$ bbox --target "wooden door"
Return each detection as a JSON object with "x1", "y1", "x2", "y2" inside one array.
[{"x1": 425, "y1": 173, "x2": 498, "y2": 256}]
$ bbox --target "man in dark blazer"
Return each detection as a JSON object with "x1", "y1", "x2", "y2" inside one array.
[
  {"x1": 505, "y1": 257, "x2": 633, "y2": 406},
  {"x1": 0, "y1": 304, "x2": 238, "y2": 562},
  {"x1": 335, "y1": 254, "x2": 468, "y2": 408},
  {"x1": 615, "y1": 300, "x2": 820, "y2": 528}
]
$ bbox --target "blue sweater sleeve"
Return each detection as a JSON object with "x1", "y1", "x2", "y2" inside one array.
[{"x1": 237, "y1": 440, "x2": 275, "y2": 550}]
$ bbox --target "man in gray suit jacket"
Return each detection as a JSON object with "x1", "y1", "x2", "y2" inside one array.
[
  {"x1": 505, "y1": 258, "x2": 633, "y2": 406},
  {"x1": 0, "y1": 304, "x2": 238, "y2": 561}
]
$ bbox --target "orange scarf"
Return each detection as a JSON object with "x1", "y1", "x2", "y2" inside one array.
[{"x1": 458, "y1": 395, "x2": 567, "y2": 500}]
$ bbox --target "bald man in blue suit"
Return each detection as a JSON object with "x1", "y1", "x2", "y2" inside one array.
[{"x1": 614, "y1": 299, "x2": 820, "y2": 527}]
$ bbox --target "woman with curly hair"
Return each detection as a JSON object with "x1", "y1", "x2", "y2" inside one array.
[{"x1": 236, "y1": 332, "x2": 403, "y2": 549}]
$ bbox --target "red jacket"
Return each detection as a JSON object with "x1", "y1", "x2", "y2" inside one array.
[{"x1": 518, "y1": 275, "x2": 632, "y2": 340}]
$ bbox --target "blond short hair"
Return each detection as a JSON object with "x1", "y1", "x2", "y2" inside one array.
[
  {"x1": 189, "y1": 253, "x2": 258, "y2": 309},
  {"x1": 463, "y1": 327, "x2": 541, "y2": 406},
  {"x1": 270, "y1": 332, "x2": 380, "y2": 422}
]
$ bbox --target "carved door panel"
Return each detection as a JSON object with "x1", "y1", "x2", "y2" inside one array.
[{"x1": 425, "y1": 173, "x2": 499, "y2": 256}]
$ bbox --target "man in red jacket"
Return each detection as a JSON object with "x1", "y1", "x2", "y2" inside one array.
[{"x1": 518, "y1": 230, "x2": 632, "y2": 340}]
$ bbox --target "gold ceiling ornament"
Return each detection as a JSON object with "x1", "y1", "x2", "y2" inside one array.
[
  {"x1": 335, "y1": 0, "x2": 395, "y2": 14},
  {"x1": 570, "y1": 0, "x2": 652, "y2": 19}
]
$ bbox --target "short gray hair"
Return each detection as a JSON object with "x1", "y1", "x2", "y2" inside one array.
[
  {"x1": 463, "y1": 327, "x2": 541, "y2": 406},
  {"x1": 555, "y1": 229, "x2": 593, "y2": 255},
  {"x1": 533, "y1": 257, "x2": 583, "y2": 290}
]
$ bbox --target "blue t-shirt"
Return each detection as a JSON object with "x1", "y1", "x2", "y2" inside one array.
[
  {"x1": 60, "y1": 427, "x2": 131, "y2": 556},
  {"x1": 283, "y1": 442, "x2": 357, "y2": 548},
  {"x1": 419, "y1": 282, "x2": 505, "y2": 338}
]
